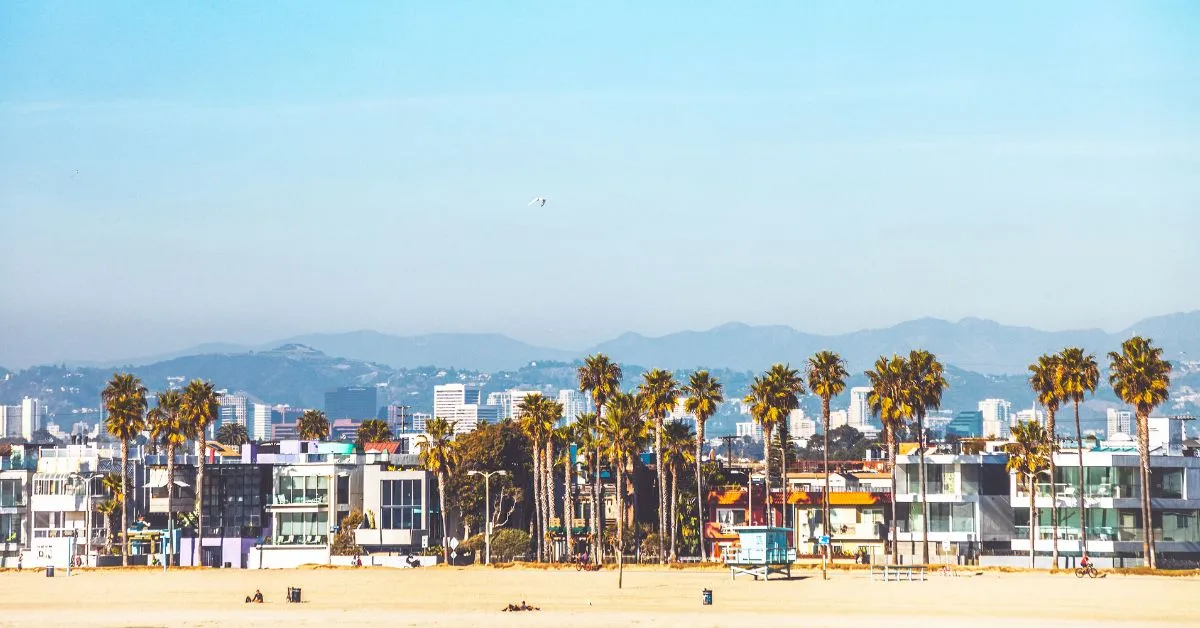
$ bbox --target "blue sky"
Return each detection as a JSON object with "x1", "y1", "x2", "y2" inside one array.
[{"x1": 1, "y1": 1, "x2": 1198, "y2": 366}]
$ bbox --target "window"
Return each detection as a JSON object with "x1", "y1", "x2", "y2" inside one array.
[
  {"x1": 277, "y1": 474, "x2": 330, "y2": 504},
  {"x1": 1152, "y1": 469, "x2": 1184, "y2": 499},
  {"x1": 0, "y1": 479, "x2": 22, "y2": 507},
  {"x1": 0, "y1": 513, "x2": 20, "y2": 543},
  {"x1": 277, "y1": 512, "x2": 328, "y2": 545},
  {"x1": 381, "y1": 479, "x2": 422, "y2": 530},
  {"x1": 337, "y1": 476, "x2": 350, "y2": 505},
  {"x1": 715, "y1": 508, "x2": 746, "y2": 529}
]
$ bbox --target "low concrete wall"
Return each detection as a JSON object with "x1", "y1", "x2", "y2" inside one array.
[
  {"x1": 980, "y1": 555, "x2": 1144, "y2": 569},
  {"x1": 329, "y1": 555, "x2": 437, "y2": 568}
]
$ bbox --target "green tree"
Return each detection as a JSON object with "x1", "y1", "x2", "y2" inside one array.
[
  {"x1": 101, "y1": 372, "x2": 148, "y2": 566},
  {"x1": 418, "y1": 417, "x2": 458, "y2": 565},
  {"x1": 637, "y1": 368, "x2": 680, "y2": 563},
  {"x1": 907, "y1": 349, "x2": 948, "y2": 564},
  {"x1": 518, "y1": 394, "x2": 558, "y2": 561},
  {"x1": 215, "y1": 422, "x2": 250, "y2": 447},
  {"x1": 577, "y1": 354, "x2": 622, "y2": 563},
  {"x1": 662, "y1": 421, "x2": 695, "y2": 561},
  {"x1": 866, "y1": 355, "x2": 914, "y2": 563},
  {"x1": 180, "y1": 379, "x2": 219, "y2": 567},
  {"x1": 1058, "y1": 347, "x2": 1098, "y2": 556},
  {"x1": 599, "y1": 391, "x2": 646, "y2": 588},
  {"x1": 1108, "y1": 336, "x2": 1172, "y2": 569},
  {"x1": 1005, "y1": 419, "x2": 1055, "y2": 568},
  {"x1": 355, "y1": 419, "x2": 392, "y2": 446},
  {"x1": 147, "y1": 390, "x2": 187, "y2": 567},
  {"x1": 1029, "y1": 353, "x2": 1065, "y2": 567},
  {"x1": 297, "y1": 409, "x2": 330, "y2": 441},
  {"x1": 331, "y1": 510, "x2": 365, "y2": 556},
  {"x1": 806, "y1": 351, "x2": 847, "y2": 579},
  {"x1": 682, "y1": 370, "x2": 723, "y2": 561}
]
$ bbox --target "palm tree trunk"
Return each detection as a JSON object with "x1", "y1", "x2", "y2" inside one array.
[
  {"x1": 166, "y1": 442, "x2": 175, "y2": 568},
  {"x1": 780, "y1": 429, "x2": 789, "y2": 532},
  {"x1": 1073, "y1": 401, "x2": 1087, "y2": 559},
  {"x1": 532, "y1": 439, "x2": 542, "y2": 562},
  {"x1": 669, "y1": 466, "x2": 678, "y2": 562},
  {"x1": 919, "y1": 411, "x2": 930, "y2": 564},
  {"x1": 439, "y1": 471, "x2": 450, "y2": 565},
  {"x1": 545, "y1": 440, "x2": 556, "y2": 561},
  {"x1": 616, "y1": 457, "x2": 625, "y2": 589},
  {"x1": 822, "y1": 397, "x2": 831, "y2": 580},
  {"x1": 887, "y1": 428, "x2": 898, "y2": 564},
  {"x1": 1136, "y1": 411, "x2": 1154, "y2": 568},
  {"x1": 696, "y1": 416, "x2": 707, "y2": 561},
  {"x1": 1048, "y1": 407, "x2": 1059, "y2": 568},
  {"x1": 656, "y1": 416, "x2": 665, "y2": 564},
  {"x1": 1029, "y1": 476, "x2": 1036, "y2": 568},
  {"x1": 564, "y1": 446, "x2": 574, "y2": 561},
  {"x1": 196, "y1": 432, "x2": 207, "y2": 567},
  {"x1": 121, "y1": 439, "x2": 129, "y2": 567},
  {"x1": 762, "y1": 427, "x2": 772, "y2": 527}
]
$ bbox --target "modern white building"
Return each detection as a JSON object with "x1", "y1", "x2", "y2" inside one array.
[
  {"x1": 557, "y1": 389, "x2": 591, "y2": 425},
  {"x1": 411, "y1": 412, "x2": 433, "y2": 433},
  {"x1": 508, "y1": 389, "x2": 542, "y2": 420},
  {"x1": 736, "y1": 421, "x2": 763, "y2": 440},
  {"x1": 979, "y1": 399, "x2": 1013, "y2": 439},
  {"x1": 433, "y1": 384, "x2": 482, "y2": 422},
  {"x1": 847, "y1": 387, "x2": 872, "y2": 430},
  {"x1": 829, "y1": 409, "x2": 850, "y2": 430},
  {"x1": 251, "y1": 403, "x2": 273, "y2": 441},
  {"x1": 218, "y1": 391, "x2": 249, "y2": 432},
  {"x1": 1107, "y1": 408, "x2": 1134, "y2": 437},
  {"x1": 1011, "y1": 407, "x2": 1044, "y2": 428},
  {"x1": 448, "y1": 403, "x2": 500, "y2": 434},
  {"x1": 486, "y1": 391, "x2": 513, "y2": 419},
  {"x1": 0, "y1": 398, "x2": 42, "y2": 440}
]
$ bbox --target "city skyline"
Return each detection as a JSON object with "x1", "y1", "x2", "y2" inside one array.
[{"x1": 2, "y1": 3, "x2": 1199, "y2": 367}]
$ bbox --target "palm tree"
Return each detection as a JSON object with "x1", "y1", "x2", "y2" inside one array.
[
  {"x1": 1108, "y1": 336, "x2": 1172, "y2": 569},
  {"x1": 637, "y1": 368, "x2": 679, "y2": 563},
  {"x1": 418, "y1": 417, "x2": 458, "y2": 565},
  {"x1": 1058, "y1": 347, "x2": 1098, "y2": 557},
  {"x1": 573, "y1": 411, "x2": 601, "y2": 559},
  {"x1": 765, "y1": 364, "x2": 804, "y2": 528},
  {"x1": 147, "y1": 390, "x2": 186, "y2": 567},
  {"x1": 806, "y1": 351, "x2": 847, "y2": 578},
  {"x1": 297, "y1": 409, "x2": 330, "y2": 441},
  {"x1": 355, "y1": 419, "x2": 392, "y2": 446},
  {"x1": 557, "y1": 422, "x2": 579, "y2": 561},
  {"x1": 907, "y1": 349, "x2": 948, "y2": 564},
  {"x1": 682, "y1": 370, "x2": 723, "y2": 561},
  {"x1": 97, "y1": 473, "x2": 123, "y2": 554},
  {"x1": 101, "y1": 373, "x2": 148, "y2": 566},
  {"x1": 577, "y1": 354, "x2": 622, "y2": 563},
  {"x1": 180, "y1": 380, "x2": 219, "y2": 567},
  {"x1": 519, "y1": 394, "x2": 559, "y2": 561},
  {"x1": 599, "y1": 391, "x2": 645, "y2": 588},
  {"x1": 744, "y1": 367, "x2": 798, "y2": 527},
  {"x1": 662, "y1": 421, "x2": 695, "y2": 562},
  {"x1": 543, "y1": 399, "x2": 564, "y2": 560},
  {"x1": 1005, "y1": 419, "x2": 1055, "y2": 568},
  {"x1": 866, "y1": 355, "x2": 914, "y2": 564},
  {"x1": 215, "y1": 422, "x2": 250, "y2": 447},
  {"x1": 1029, "y1": 353, "x2": 1065, "y2": 566}
]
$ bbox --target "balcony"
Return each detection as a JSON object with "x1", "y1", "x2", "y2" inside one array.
[
  {"x1": 354, "y1": 528, "x2": 424, "y2": 547},
  {"x1": 149, "y1": 497, "x2": 195, "y2": 513}
]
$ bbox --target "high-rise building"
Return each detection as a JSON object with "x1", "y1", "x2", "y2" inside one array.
[
  {"x1": 793, "y1": 416, "x2": 817, "y2": 439},
  {"x1": 386, "y1": 404, "x2": 413, "y2": 433},
  {"x1": 787, "y1": 408, "x2": 808, "y2": 437},
  {"x1": 486, "y1": 391, "x2": 513, "y2": 419},
  {"x1": 557, "y1": 389, "x2": 591, "y2": 424},
  {"x1": 847, "y1": 387, "x2": 872, "y2": 429},
  {"x1": 1011, "y1": 408, "x2": 1044, "y2": 427},
  {"x1": 325, "y1": 386, "x2": 378, "y2": 420},
  {"x1": 946, "y1": 411, "x2": 984, "y2": 438},
  {"x1": 1107, "y1": 408, "x2": 1133, "y2": 437},
  {"x1": 433, "y1": 384, "x2": 483, "y2": 421},
  {"x1": 449, "y1": 404, "x2": 501, "y2": 434},
  {"x1": 509, "y1": 389, "x2": 541, "y2": 420},
  {"x1": 829, "y1": 409, "x2": 850, "y2": 430},
  {"x1": 411, "y1": 412, "x2": 433, "y2": 432},
  {"x1": 979, "y1": 399, "x2": 1013, "y2": 438},
  {"x1": 218, "y1": 391, "x2": 249, "y2": 429},
  {"x1": 736, "y1": 421, "x2": 763, "y2": 440},
  {"x1": 1, "y1": 398, "x2": 42, "y2": 440},
  {"x1": 250, "y1": 403, "x2": 272, "y2": 441}
]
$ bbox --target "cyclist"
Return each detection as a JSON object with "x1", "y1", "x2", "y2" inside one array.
[{"x1": 1080, "y1": 554, "x2": 1090, "y2": 569}]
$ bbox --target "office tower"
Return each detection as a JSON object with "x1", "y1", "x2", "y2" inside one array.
[
  {"x1": 325, "y1": 386, "x2": 378, "y2": 420},
  {"x1": 979, "y1": 399, "x2": 1013, "y2": 438},
  {"x1": 509, "y1": 389, "x2": 541, "y2": 420},
  {"x1": 251, "y1": 403, "x2": 272, "y2": 441},
  {"x1": 1107, "y1": 408, "x2": 1133, "y2": 437},
  {"x1": 557, "y1": 389, "x2": 591, "y2": 424},
  {"x1": 847, "y1": 387, "x2": 872, "y2": 429},
  {"x1": 433, "y1": 384, "x2": 483, "y2": 421},
  {"x1": 486, "y1": 391, "x2": 513, "y2": 419}
]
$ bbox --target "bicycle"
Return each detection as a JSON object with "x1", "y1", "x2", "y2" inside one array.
[{"x1": 1074, "y1": 565, "x2": 1099, "y2": 578}]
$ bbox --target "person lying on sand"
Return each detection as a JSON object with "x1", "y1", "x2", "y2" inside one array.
[{"x1": 501, "y1": 601, "x2": 540, "y2": 612}]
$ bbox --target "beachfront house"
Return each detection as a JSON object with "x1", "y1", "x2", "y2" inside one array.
[
  {"x1": 0, "y1": 444, "x2": 37, "y2": 567},
  {"x1": 787, "y1": 471, "x2": 890, "y2": 561},
  {"x1": 353, "y1": 463, "x2": 436, "y2": 556}
]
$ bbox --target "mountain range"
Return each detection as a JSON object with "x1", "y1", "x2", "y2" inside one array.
[{"x1": 66, "y1": 311, "x2": 1200, "y2": 376}]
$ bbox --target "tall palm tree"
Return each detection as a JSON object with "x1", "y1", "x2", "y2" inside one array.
[
  {"x1": 557, "y1": 422, "x2": 578, "y2": 560},
  {"x1": 682, "y1": 370, "x2": 723, "y2": 561},
  {"x1": 1058, "y1": 347, "x2": 1098, "y2": 557},
  {"x1": 147, "y1": 390, "x2": 186, "y2": 567},
  {"x1": 662, "y1": 421, "x2": 695, "y2": 562},
  {"x1": 765, "y1": 364, "x2": 804, "y2": 528},
  {"x1": 907, "y1": 350, "x2": 948, "y2": 564},
  {"x1": 1108, "y1": 336, "x2": 1172, "y2": 569},
  {"x1": 418, "y1": 417, "x2": 458, "y2": 565},
  {"x1": 637, "y1": 368, "x2": 680, "y2": 562},
  {"x1": 598, "y1": 391, "x2": 645, "y2": 588},
  {"x1": 215, "y1": 422, "x2": 250, "y2": 447},
  {"x1": 577, "y1": 354, "x2": 622, "y2": 563},
  {"x1": 866, "y1": 355, "x2": 914, "y2": 564},
  {"x1": 543, "y1": 399, "x2": 564, "y2": 560},
  {"x1": 1005, "y1": 419, "x2": 1055, "y2": 568},
  {"x1": 744, "y1": 368, "x2": 797, "y2": 527},
  {"x1": 573, "y1": 411, "x2": 601, "y2": 559},
  {"x1": 98, "y1": 473, "x2": 123, "y2": 554},
  {"x1": 101, "y1": 373, "x2": 148, "y2": 566},
  {"x1": 1029, "y1": 353, "x2": 1065, "y2": 566},
  {"x1": 297, "y1": 409, "x2": 330, "y2": 441},
  {"x1": 355, "y1": 419, "x2": 392, "y2": 446},
  {"x1": 519, "y1": 394, "x2": 559, "y2": 561},
  {"x1": 180, "y1": 380, "x2": 219, "y2": 567},
  {"x1": 806, "y1": 351, "x2": 847, "y2": 579}
]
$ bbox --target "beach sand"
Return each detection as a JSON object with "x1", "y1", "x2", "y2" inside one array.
[{"x1": 0, "y1": 565, "x2": 1193, "y2": 627}]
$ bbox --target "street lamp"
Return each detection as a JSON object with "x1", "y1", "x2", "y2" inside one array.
[{"x1": 467, "y1": 470, "x2": 508, "y2": 565}]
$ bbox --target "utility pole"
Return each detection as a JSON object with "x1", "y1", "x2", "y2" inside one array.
[
  {"x1": 468, "y1": 470, "x2": 508, "y2": 564},
  {"x1": 719, "y1": 436, "x2": 737, "y2": 469}
]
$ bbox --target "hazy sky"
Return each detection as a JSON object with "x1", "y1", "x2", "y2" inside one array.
[{"x1": 2, "y1": 1, "x2": 1199, "y2": 367}]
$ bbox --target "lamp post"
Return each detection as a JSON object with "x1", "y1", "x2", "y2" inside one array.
[{"x1": 467, "y1": 470, "x2": 508, "y2": 565}]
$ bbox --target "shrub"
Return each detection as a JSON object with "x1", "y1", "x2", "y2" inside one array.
[{"x1": 490, "y1": 528, "x2": 531, "y2": 562}]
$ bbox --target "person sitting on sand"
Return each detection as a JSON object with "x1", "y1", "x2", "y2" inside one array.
[{"x1": 253, "y1": 590, "x2": 263, "y2": 603}]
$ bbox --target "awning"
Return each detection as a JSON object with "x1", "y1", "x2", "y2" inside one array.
[
  {"x1": 173, "y1": 480, "x2": 190, "y2": 487},
  {"x1": 148, "y1": 469, "x2": 168, "y2": 488}
]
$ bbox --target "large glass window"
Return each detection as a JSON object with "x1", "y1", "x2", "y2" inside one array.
[
  {"x1": 0, "y1": 479, "x2": 22, "y2": 507},
  {"x1": 277, "y1": 474, "x2": 329, "y2": 504},
  {"x1": 277, "y1": 512, "x2": 328, "y2": 545},
  {"x1": 381, "y1": 479, "x2": 422, "y2": 530},
  {"x1": 0, "y1": 513, "x2": 21, "y2": 543},
  {"x1": 1152, "y1": 469, "x2": 1184, "y2": 499},
  {"x1": 1115, "y1": 468, "x2": 1140, "y2": 499},
  {"x1": 1159, "y1": 510, "x2": 1200, "y2": 543}
]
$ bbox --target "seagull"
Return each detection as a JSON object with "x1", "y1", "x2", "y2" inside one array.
[{"x1": 528, "y1": 197, "x2": 548, "y2": 207}]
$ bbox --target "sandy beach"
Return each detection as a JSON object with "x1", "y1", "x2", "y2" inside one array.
[{"x1": 0, "y1": 565, "x2": 1193, "y2": 628}]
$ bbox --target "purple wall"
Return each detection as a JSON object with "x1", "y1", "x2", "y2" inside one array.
[{"x1": 178, "y1": 537, "x2": 259, "y2": 568}]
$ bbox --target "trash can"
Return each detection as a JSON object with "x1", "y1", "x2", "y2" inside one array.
[
  {"x1": 287, "y1": 587, "x2": 302, "y2": 603},
  {"x1": 46, "y1": 566, "x2": 55, "y2": 578},
  {"x1": 701, "y1": 588, "x2": 712, "y2": 605}
]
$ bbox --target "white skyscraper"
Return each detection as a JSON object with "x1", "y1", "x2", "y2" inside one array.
[
  {"x1": 736, "y1": 421, "x2": 763, "y2": 440},
  {"x1": 486, "y1": 391, "x2": 513, "y2": 419},
  {"x1": 1107, "y1": 408, "x2": 1133, "y2": 437},
  {"x1": 0, "y1": 398, "x2": 41, "y2": 440},
  {"x1": 1011, "y1": 408, "x2": 1045, "y2": 427},
  {"x1": 979, "y1": 398, "x2": 1013, "y2": 438},
  {"x1": 449, "y1": 404, "x2": 501, "y2": 434},
  {"x1": 829, "y1": 409, "x2": 850, "y2": 431},
  {"x1": 434, "y1": 383, "x2": 483, "y2": 421},
  {"x1": 251, "y1": 403, "x2": 273, "y2": 441},
  {"x1": 218, "y1": 391, "x2": 249, "y2": 429},
  {"x1": 557, "y1": 389, "x2": 591, "y2": 424},
  {"x1": 847, "y1": 387, "x2": 871, "y2": 428},
  {"x1": 411, "y1": 412, "x2": 433, "y2": 432},
  {"x1": 509, "y1": 389, "x2": 542, "y2": 420}
]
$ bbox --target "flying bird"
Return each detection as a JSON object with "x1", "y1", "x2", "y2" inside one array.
[{"x1": 528, "y1": 197, "x2": 548, "y2": 207}]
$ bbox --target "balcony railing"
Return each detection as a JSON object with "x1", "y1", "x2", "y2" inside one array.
[
  {"x1": 1013, "y1": 525, "x2": 1141, "y2": 542},
  {"x1": 267, "y1": 535, "x2": 328, "y2": 546}
]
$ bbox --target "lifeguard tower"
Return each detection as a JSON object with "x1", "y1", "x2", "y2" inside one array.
[{"x1": 725, "y1": 526, "x2": 795, "y2": 581}]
